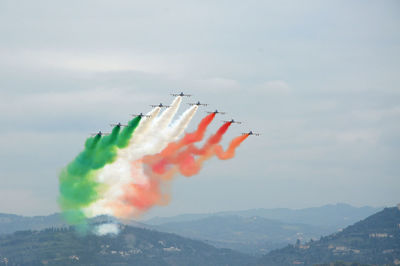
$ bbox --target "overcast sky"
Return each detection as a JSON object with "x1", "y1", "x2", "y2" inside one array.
[{"x1": 0, "y1": 0, "x2": 399, "y2": 218}]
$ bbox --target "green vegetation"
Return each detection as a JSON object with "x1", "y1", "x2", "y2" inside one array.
[
  {"x1": 0, "y1": 225, "x2": 254, "y2": 266},
  {"x1": 258, "y1": 207, "x2": 400, "y2": 266}
]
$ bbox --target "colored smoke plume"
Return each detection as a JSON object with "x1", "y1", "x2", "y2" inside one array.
[{"x1": 58, "y1": 96, "x2": 250, "y2": 224}]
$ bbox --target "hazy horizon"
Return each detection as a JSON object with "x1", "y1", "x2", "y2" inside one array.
[{"x1": 0, "y1": 202, "x2": 389, "y2": 219}]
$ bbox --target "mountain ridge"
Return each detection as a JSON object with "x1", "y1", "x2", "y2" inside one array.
[{"x1": 258, "y1": 206, "x2": 400, "y2": 265}]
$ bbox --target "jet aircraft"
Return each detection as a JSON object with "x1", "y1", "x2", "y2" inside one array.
[
  {"x1": 242, "y1": 130, "x2": 260, "y2": 136},
  {"x1": 91, "y1": 131, "x2": 110, "y2": 136},
  {"x1": 207, "y1": 109, "x2": 225, "y2": 115},
  {"x1": 150, "y1": 103, "x2": 170, "y2": 108},
  {"x1": 110, "y1": 123, "x2": 127, "y2": 127},
  {"x1": 188, "y1": 101, "x2": 208, "y2": 106},
  {"x1": 223, "y1": 119, "x2": 242, "y2": 124},
  {"x1": 171, "y1": 92, "x2": 191, "y2": 97},
  {"x1": 132, "y1": 112, "x2": 151, "y2": 118}
]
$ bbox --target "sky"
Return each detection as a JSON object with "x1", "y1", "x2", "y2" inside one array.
[{"x1": 0, "y1": 0, "x2": 399, "y2": 218}]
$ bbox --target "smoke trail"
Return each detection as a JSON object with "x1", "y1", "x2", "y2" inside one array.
[
  {"x1": 153, "y1": 97, "x2": 182, "y2": 131},
  {"x1": 166, "y1": 105, "x2": 198, "y2": 141},
  {"x1": 127, "y1": 105, "x2": 198, "y2": 161},
  {"x1": 83, "y1": 104, "x2": 189, "y2": 218},
  {"x1": 103, "y1": 107, "x2": 202, "y2": 218},
  {"x1": 116, "y1": 116, "x2": 142, "y2": 148},
  {"x1": 148, "y1": 115, "x2": 222, "y2": 175},
  {"x1": 94, "y1": 223, "x2": 120, "y2": 236},
  {"x1": 58, "y1": 134, "x2": 105, "y2": 225},
  {"x1": 90, "y1": 125, "x2": 121, "y2": 170},
  {"x1": 115, "y1": 121, "x2": 235, "y2": 218},
  {"x1": 127, "y1": 108, "x2": 161, "y2": 145},
  {"x1": 59, "y1": 116, "x2": 142, "y2": 224},
  {"x1": 191, "y1": 121, "x2": 232, "y2": 155},
  {"x1": 160, "y1": 112, "x2": 216, "y2": 157},
  {"x1": 59, "y1": 94, "x2": 250, "y2": 222},
  {"x1": 214, "y1": 134, "x2": 249, "y2": 160},
  {"x1": 142, "y1": 112, "x2": 216, "y2": 170},
  {"x1": 164, "y1": 122, "x2": 233, "y2": 176}
]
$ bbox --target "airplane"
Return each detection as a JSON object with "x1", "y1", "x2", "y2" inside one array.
[
  {"x1": 207, "y1": 109, "x2": 226, "y2": 115},
  {"x1": 223, "y1": 119, "x2": 242, "y2": 124},
  {"x1": 91, "y1": 131, "x2": 110, "y2": 136},
  {"x1": 110, "y1": 122, "x2": 127, "y2": 127},
  {"x1": 188, "y1": 101, "x2": 208, "y2": 107},
  {"x1": 150, "y1": 103, "x2": 170, "y2": 108},
  {"x1": 171, "y1": 92, "x2": 191, "y2": 97},
  {"x1": 132, "y1": 112, "x2": 151, "y2": 118},
  {"x1": 242, "y1": 130, "x2": 260, "y2": 136}
]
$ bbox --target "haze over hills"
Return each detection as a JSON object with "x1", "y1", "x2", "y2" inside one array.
[
  {"x1": 0, "y1": 204, "x2": 382, "y2": 256},
  {"x1": 147, "y1": 204, "x2": 382, "y2": 255},
  {"x1": 0, "y1": 225, "x2": 254, "y2": 266},
  {"x1": 146, "y1": 203, "x2": 382, "y2": 230},
  {"x1": 0, "y1": 205, "x2": 398, "y2": 265},
  {"x1": 0, "y1": 204, "x2": 380, "y2": 236},
  {"x1": 258, "y1": 206, "x2": 400, "y2": 266},
  {"x1": 0, "y1": 213, "x2": 147, "y2": 236},
  {"x1": 153, "y1": 215, "x2": 328, "y2": 254}
]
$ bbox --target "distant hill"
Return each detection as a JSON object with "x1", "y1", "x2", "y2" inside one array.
[
  {"x1": 0, "y1": 204, "x2": 381, "y2": 256},
  {"x1": 154, "y1": 215, "x2": 328, "y2": 254},
  {"x1": 147, "y1": 204, "x2": 381, "y2": 255},
  {"x1": 0, "y1": 213, "x2": 66, "y2": 235},
  {"x1": 146, "y1": 203, "x2": 382, "y2": 230},
  {"x1": 0, "y1": 224, "x2": 254, "y2": 266},
  {"x1": 258, "y1": 206, "x2": 400, "y2": 266},
  {"x1": 0, "y1": 213, "x2": 147, "y2": 236}
]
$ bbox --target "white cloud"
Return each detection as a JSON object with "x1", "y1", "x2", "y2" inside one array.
[
  {"x1": 193, "y1": 77, "x2": 241, "y2": 92},
  {"x1": 0, "y1": 87, "x2": 159, "y2": 122},
  {"x1": 0, "y1": 49, "x2": 186, "y2": 77},
  {"x1": 335, "y1": 130, "x2": 379, "y2": 144},
  {"x1": 256, "y1": 80, "x2": 291, "y2": 94}
]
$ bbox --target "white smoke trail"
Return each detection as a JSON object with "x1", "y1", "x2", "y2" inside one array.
[
  {"x1": 152, "y1": 96, "x2": 182, "y2": 131},
  {"x1": 104, "y1": 105, "x2": 200, "y2": 218},
  {"x1": 84, "y1": 97, "x2": 189, "y2": 218},
  {"x1": 118, "y1": 107, "x2": 161, "y2": 159},
  {"x1": 167, "y1": 105, "x2": 198, "y2": 141},
  {"x1": 129, "y1": 107, "x2": 161, "y2": 141},
  {"x1": 125, "y1": 105, "x2": 198, "y2": 161}
]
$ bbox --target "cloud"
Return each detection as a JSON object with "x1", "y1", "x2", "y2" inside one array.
[
  {"x1": 0, "y1": 49, "x2": 185, "y2": 77},
  {"x1": 335, "y1": 130, "x2": 379, "y2": 144},
  {"x1": 0, "y1": 87, "x2": 159, "y2": 131},
  {"x1": 193, "y1": 77, "x2": 241, "y2": 92},
  {"x1": 256, "y1": 80, "x2": 291, "y2": 94}
]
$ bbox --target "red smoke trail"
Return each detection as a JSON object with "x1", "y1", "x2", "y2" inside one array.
[
  {"x1": 114, "y1": 160, "x2": 172, "y2": 218},
  {"x1": 160, "y1": 112, "x2": 216, "y2": 156},
  {"x1": 190, "y1": 121, "x2": 232, "y2": 155},
  {"x1": 176, "y1": 133, "x2": 249, "y2": 177},
  {"x1": 144, "y1": 113, "x2": 216, "y2": 173},
  {"x1": 214, "y1": 134, "x2": 249, "y2": 160},
  {"x1": 117, "y1": 126, "x2": 248, "y2": 218},
  {"x1": 159, "y1": 131, "x2": 248, "y2": 178},
  {"x1": 167, "y1": 122, "x2": 232, "y2": 175},
  {"x1": 151, "y1": 121, "x2": 231, "y2": 174}
]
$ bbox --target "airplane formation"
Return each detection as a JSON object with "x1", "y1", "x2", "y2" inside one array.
[{"x1": 92, "y1": 92, "x2": 260, "y2": 137}]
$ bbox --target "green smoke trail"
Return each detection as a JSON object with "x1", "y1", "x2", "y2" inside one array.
[
  {"x1": 58, "y1": 116, "x2": 142, "y2": 226},
  {"x1": 117, "y1": 116, "x2": 142, "y2": 148},
  {"x1": 90, "y1": 125, "x2": 121, "y2": 170},
  {"x1": 58, "y1": 135, "x2": 104, "y2": 225}
]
